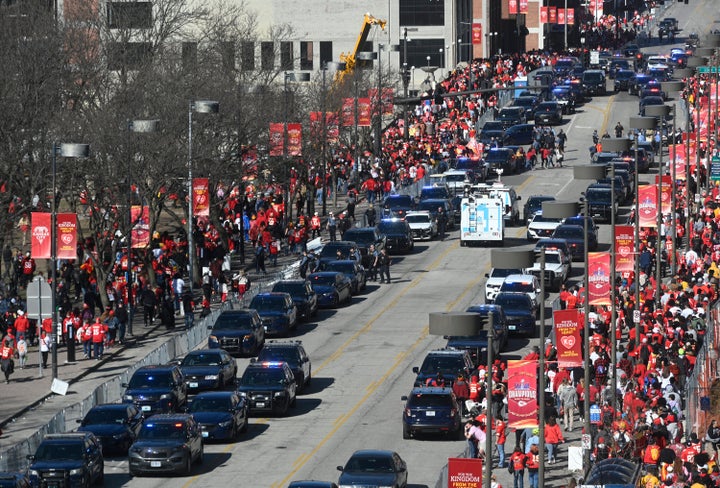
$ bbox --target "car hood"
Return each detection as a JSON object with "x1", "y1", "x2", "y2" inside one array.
[
  {"x1": 237, "y1": 384, "x2": 284, "y2": 393},
  {"x1": 211, "y1": 328, "x2": 254, "y2": 337},
  {"x1": 124, "y1": 387, "x2": 172, "y2": 397},
  {"x1": 407, "y1": 222, "x2": 431, "y2": 229},
  {"x1": 504, "y1": 308, "x2": 534, "y2": 317},
  {"x1": 311, "y1": 284, "x2": 336, "y2": 294},
  {"x1": 258, "y1": 310, "x2": 287, "y2": 318},
  {"x1": 77, "y1": 424, "x2": 127, "y2": 437},
  {"x1": 131, "y1": 439, "x2": 186, "y2": 449},
  {"x1": 181, "y1": 366, "x2": 221, "y2": 376},
  {"x1": 190, "y1": 411, "x2": 234, "y2": 424},
  {"x1": 338, "y1": 471, "x2": 399, "y2": 486},
  {"x1": 31, "y1": 460, "x2": 85, "y2": 471}
]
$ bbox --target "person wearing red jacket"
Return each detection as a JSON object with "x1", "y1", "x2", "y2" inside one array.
[
  {"x1": 0, "y1": 338, "x2": 16, "y2": 383},
  {"x1": 544, "y1": 416, "x2": 564, "y2": 464},
  {"x1": 90, "y1": 319, "x2": 107, "y2": 360},
  {"x1": 13, "y1": 310, "x2": 29, "y2": 341},
  {"x1": 525, "y1": 444, "x2": 540, "y2": 488}
]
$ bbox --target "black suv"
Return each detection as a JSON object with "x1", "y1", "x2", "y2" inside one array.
[
  {"x1": 523, "y1": 195, "x2": 556, "y2": 224},
  {"x1": 237, "y1": 360, "x2": 297, "y2": 415},
  {"x1": 377, "y1": 219, "x2": 414, "y2": 254},
  {"x1": 76, "y1": 403, "x2": 144, "y2": 456},
  {"x1": 411, "y1": 349, "x2": 473, "y2": 388},
  {"x1": 401, "y1": 387, "x2": 462, "y2": 439},
  {"x1": 447, "y1": 304, "x2": 509, "y2": 364},
  {"x1": 382, "y1": 194, "x2": 415, "y2": 220},
  {"x1": 128, "y1": 414, "x2": 204, "y2": 476},
  {"x1": 581, "y1": 69, "x2": 607, "y2": 96},
  {"x1": 255, "y1": 340, "x2": 312, "y2": 392},
  {"x1": 122, "y1": 364, "x2": 188, "y2": 415},
  {"x1": 207, "y1": 309, "x2": 265, "y2": 355},
  {"x1": 271, "y1": 279, "x2": 318, "y2": 321},
  {"x1": 27, "y1": 432, "x2": 104, "y2": 488},
  {"x1": 341, "y1": 227, "x2": 386, "y2": 268}
]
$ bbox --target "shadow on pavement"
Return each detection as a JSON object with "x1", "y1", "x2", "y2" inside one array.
[{"x1": 303, "y1": 377, "x2": 335, "y2": 395}]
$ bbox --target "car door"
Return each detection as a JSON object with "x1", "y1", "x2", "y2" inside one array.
[
  {"x1": 127, "y1": 406, "x2": 143, "y2": 438},
  {"x1": 286, "y1": 296, "x2": 297, "y2": 325},
  {"x1": 221, "y1": 351, "x2": 236, "y2": 384},
  {"x1": 188, "y1": 418, "x2": 202, "y2": 459},
  {"x1": 173, "y1": 367, "x2": 187, "y2": 408},
  {"x1": 298, "y1": 345, "x2": 311, "y2": 381},
  {"x1": 284, "y1": 365, "x2": 297, "y2": 401},
  {"x1": 392, "y1": 453, "x2": 408, "y2": 486},
  {"x1": 86, "y1": 438, "x2": 102, "y2": 481}
]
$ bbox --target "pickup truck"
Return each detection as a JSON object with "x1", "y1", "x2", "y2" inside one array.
[{"x1": 526, "y1": 248, "x2": 570, "y2": 292}]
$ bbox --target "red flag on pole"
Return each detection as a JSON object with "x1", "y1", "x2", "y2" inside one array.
[
  {"x1": 540, "y1": 7, "x2": 548, "y2": 23},
  {"x1": 637, "y1": 185, "x2": 658, "y2": 228},
  {"x1": 587, "y1": 252, "x2": 611, "y2": 306},
  {"x1": 558, "y1": 8, "x2": 566, "y2": 24},
  {"x1": 553, "y1": 309, "x2": 583, "y2": 368},
  {"x1": 56, "y1": 213, "x2": 77, "y2": 260},
  {"x1": 567, "y1": 8, "x2": 575, "y2": 24},
  {"x1": 507, "y1": 360, "x2": 538, "y2": 429},
  {"x1": 192, "y1": 178, "x2": 210, "y2": 217},
  {"x1": 287, "y1": 123, "x2": 302, "y2": 156},
  {"x1": 519, "y1": 0, "x2": 528, "y2": 13},
  {"x1": 268, "y1": 123, "x2": 284, "y2": 156},
  {"x1": 472, "y1": 23, "x2": 482, "y2": 44},
  {"x1": 341, "y1": 98, "x2": 354, "y2": 127},
  {"x1": 358, "y1": 98, "x2": 372, "y2": 127},
  {"x1": 615, "y1": 225, "x2": 635, "y2": 273},
  {"x1": 656, "y1": 175, "x2": 672, "y2": 214},
  {"x1": 31, "y1": 212, "x2": 52, "y2": 259},
  {"x1": 131, "y1": 205, "x2": 150, "y2": 249},
  {"x1": 548, "y1": 7, "x2": 557, "y2": 23},
  {"x1": 509, "y1": 0, "x2": 518, "y2": 15}
]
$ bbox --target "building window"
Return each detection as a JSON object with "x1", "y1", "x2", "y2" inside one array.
[
  {"x1": 300, "y1": 41, "x2": 313, "y2": 71},
  {"x1": 261, "y1": 41, "x2": 274, "y2": 70},
  {"x1": 107, "y1": 2, "x2": 152, "y2": 29},
  {"x1": 280, "y1": 42, "x2": 293, "y2": 71},
  {"x1": 357, "y1": 41, "x2": 373, "y2": 70},
  {"x1": 221, "y1": 41, "x2": 235, "y2": 71},
  {"x1": 107, "y1": 42, "x2": 151, "y2": 70},
  {"x1": 241, "y1": 41, "x2": 254, "y2": 71},
  {"x1": 319, "y1": 41, "x2": 332, "y2": 68},
  {"x1": 402, "y1": 38, "x2": 444, "y2": 70},
  {"x1": 399, "y1": 0, "x2": 444, "y2": 26},
  {"x1": 182, "y1": 42, "x2": 197, "y2": 70}
]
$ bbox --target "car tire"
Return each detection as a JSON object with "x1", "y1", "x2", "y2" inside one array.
[
  {"x1": 403, "y1": 425, "x2": 411, "y2": 439},
  {"x1": 98, "y1": 464, "x2": 104, "y2": 486}
]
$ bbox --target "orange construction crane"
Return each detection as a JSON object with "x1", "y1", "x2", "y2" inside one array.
[{"x1": 336, "y1": 13, "x2": 387, "y2": 86}]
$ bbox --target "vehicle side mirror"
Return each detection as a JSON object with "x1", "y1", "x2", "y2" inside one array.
[
  {"x1": 412, "y1": 366, "x2": 419, "y2": 374},
  {"x1": 121, "y1": 383, "x2": 129, "y2": 388},
  {"x1": 337, "y1": 466, "x2": 344, "y2": 472}
]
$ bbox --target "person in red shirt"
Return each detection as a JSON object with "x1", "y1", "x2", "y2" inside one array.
[
  {"x1": 20, "y1": 252, "x2": 35, "y2": 288},
  {"x1": 13, "y1": 310, "x2": 29, "y2": 341},
  {"x1": 91, "y1": 318, "x2": 107, "y2": 360},
  {"x1": 1, "y1": 338, "x2": 16, "y2": 383},
  {"x1": 495, "y1": 419, "x2": 508, "y2": 468}
]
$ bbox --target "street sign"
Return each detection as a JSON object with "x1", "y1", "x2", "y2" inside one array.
[
  {"x1": 711, "y1": 157, "x2": 720, "y2": 181},
  {"x1": 697, "y1": 66, "x2": 718, "y2": 74},
  {"x1": 590, "y1": 50, "x2": 600, "y2": 65},
  {"x1": 26, "y1": 276, "x2": 52, "y2": 320},
  {"x1": 590, "y1": 404, "x2": 602, "y2": 424},
  {"x1": 633, "y1": 310, "x2": 641, "y2": 324},
  {"x1": 581, "y1": 434, "x2": 592, "y2": 450}
]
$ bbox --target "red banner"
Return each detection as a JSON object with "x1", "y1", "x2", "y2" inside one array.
[
  {"x1": 656, "y1": 175, "x2": 672, "y2": 214},
  {"x1": 56, "y1": 213, "x2": 77, "y2": 260},
  {"x1": 509, "y1": 0, "x2": 518, "y2": 15},
  {"x1": 587, "y1": 252, "x2": 611, "y2": 306},
  {"x1": 192, "y1": 178, "x2": 210, "y2": 217},
  {"x1": 558, "y1": 8, "x2": 565, "y2": 24},
  {"x1": 637, "y1": 185, "x2": 658, "y2": 228},
  {"x1": 519, "y1": 0, "x2": 528, "y2": 13},
  {"x1": 540, "y1": 7, "x2": 548, "y2": 23},
  {"x1": 131, "y1": 205, "x2": 150, "y2": 249},
  {"x1": 553, "y1": 309, "x2": 583, "y2": 368},
  {"x1": 548, "y1": 7, "x2": 557, "y2": 23},
  {"x1": 668, "y1": 144, "x2": 688, "y2": 180},
  {"x1": 31, "y1": 212, "x2": 51, "y2": 259},
  {"x1": 287, "y1": 122, "x2": 302, "y2": 156},
  {"x1": 358, "y1": 97, "x2": 372, "y2": 127},
  {"x1": 567, "y1": 8, "x2": 574, "y2": 24},
  {"x1": 472, "y1": 23, "x2": 482, "y2": 44},
  {"x1": 268, "y1": 123, "x2": 284, "y2": 157},
  {"x1": 341, "y1": 98, "x2": 354, "y2": 127},
  {"x1": 615, "y1": 225, "x2": 635, "y2": 273},
  {"x1": 368, "y1": 88, "x2": 395, "y2": 116},
  {"x1": 448, "y1": 458, "x2": 482, "y2": 488},
  {"x1": 310, "y1": 112, "x2": 340, "y2": 143},
  {"x1": 507, "y1": 360, "x2": 538, "y2": 429}
]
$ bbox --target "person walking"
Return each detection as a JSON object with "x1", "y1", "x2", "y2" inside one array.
[
  {"x1": 365, "y1": 204, "x2": 377, "y2": 227},
  {"x1": 544, "y1": 416, "x2": 564, "y2": 464},
  {"x1": 310, "y1": 212, "x2": 322, "y2": 239},
  {"x1": 557, "y1": 377, "x2": 578, "y2": 431},
  {"x1": 81, "y1": 321, "x2": 93, "y2": 359},
  {"x1": 39, "y1": 330, "x2": 51, "y2": 369},
  {"x1": 327, "y1": 212, "x2": 337, "y2": 242},
  {"x1": 378, "y1": 248, "x2": 391, "y2": 284},
  {"x1": 368, "y1": 244, "x2": 379, "y2": 281},
  {"x1": 509, "y1": 446, "x2": 526, "y2": 488},
  {"x1": 0, "y1": 338, "x2": 16, "y2": 384},
  {"x1": 525, "y1": 444, "x2": 540, "y2": 488},
  {"x1": 614, "y1": 121, "x2": 624, "y2": 138},
  {"x1": 91, "y1": 318, "x2": 107, "y2": 360},
  {"x1": 346, "y1": 187, "x2": 358, "y2": 221},
  {"x1": 140, "y1": 285, "x2": 157, "y2": 327},
  {"x1": 255, "y1": 243, "x2": 267, "y2": 275},
  {"x1": 182, "y1": 289, "x2": 195, "y2": 329},
  {"x1": 436, "y1": 207, "x2": 448, "y2": 240},
  {"x1": 495, "y1": 418, "x2": 508, "y2": 468},
  {"x1": 115, "y1": 302, "x2": 128, "y2": 343}
]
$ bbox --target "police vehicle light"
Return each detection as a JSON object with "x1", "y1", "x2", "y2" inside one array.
[
  {"x1": 146, "y1": 423, "x2": 154, "y2": 428},
  {"x1": 261, "y1": 362, "x2": 284, "y2": 367},
  {"x1": 174, "y1": 423, "x2": 183, "y2": 428}
]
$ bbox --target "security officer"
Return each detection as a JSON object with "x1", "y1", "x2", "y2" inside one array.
[
  {"x1": 365, "y1": 204, "x2": 377, "y2": 227},
  {"x1": 436, "y1": 207, "x2": 448, "y2": 240}
]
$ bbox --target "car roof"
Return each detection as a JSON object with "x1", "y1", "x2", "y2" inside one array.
[
  {"x1": 274, "y1": 279, "x2": 308, "y2": 285},
  {"x1": 43, "y1": 432, "x2": 95, "y2": 440},
  {"x1": 264, "y1": 340, "x2": 303, "y2": 347},
  {"x1": 142, "y1": 413, "x2": 192, "y2": 422},
  {"x1": 309, "y1": 271, "x2": 341, "y2": 277},
  {"x1": 409, "y1": 386, "x2": 454, "y2": 395},
  {"x1": 349, "y1": 449, "x2": 397, "y2": 457},
  {"x1": 466, "y1": 304, "x2": 505, "y2": 314},
  {"x1": 88, "y1": 403, "x2": 133, "y2": 410},
  {"x1": 325, "y1": 259, "x2": 359, "y2": 265},
  {"x1": 245, "y1": 360, "x2": 290, "y2": 370},
  {"x1": 135, "y1": 364, "x2": 177, "y2": 373}
]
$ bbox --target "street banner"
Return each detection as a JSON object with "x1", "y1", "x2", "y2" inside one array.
[
  {"x1": 548, "y1": 7, "x2": 557, "y2": 24},
  {"x1": 268, "y1": 123, "x2": 284, "y2": 156},
  {"x1": 507, "y1": 360, "x2": 538, "y2": 429},
  {"x1": 310, "y1": 112, "x2": 339, "y2": 143},
  {"x1": 358, "y1": 97, "x2": 372, "y2": 127},
  {"x1": 130, "y1": 205, "x2": 150, "y2": 249},
  {"x1": 287, "y1": 123, "x2": 302, "y2": 156},
  {"x1": 656, "y1": 175, "x2": 672, "y2": 214},
  {"x1": 448, "y1": 457, "x2": 482, "y2": 488},
  {"x1": 615, "y1": 225, "x2": 635, "y2": 273},
  {"x1": 341, "y1": 98, "x2": 355, "y2": 127},
  {"x1": 587, "y1": 252, "x2": 611, "y2": 306},
  {"x1": 327, "y1": 113, "x2": 339, "y2": 143},
  {"x1": 668, "y1": 144, "x2": 688, "y2": 180},
  {"x1": 368, "y1": 88, "x2": 395, "y2": 116},
  {"x1": 56, "y1": 213, "x2": 77, "y2": 260},
  {"x1": 509, "y1": 0, "x2": 518, "y2": 15},
  {"x1": 637, "y1": 185, "x2": 658, "y2": 227},
  {"x1": 519, "y1": 0, "x2": 528, "y2": 13},
  {"x1": 567, "y1": 8, "x2": 575, "y2": 24},
  {"x1": 553, "y1": 309, "x2": 583, "y2": 368},
  {"x1": 31, "y1": 212, "x2": 51, "y2": 259},
  {"x1": 192, "y1": 178, "x2": 210, "y2": 217},
  {"x1": 558, "y1": 8, "x2": 565, "y2": 24},
  {"x1": 472, "y1": 23, "x2": 482, "y2": 44},
  {"x1": 540, "y1": 7, "x2": 548, "y2": 23}
]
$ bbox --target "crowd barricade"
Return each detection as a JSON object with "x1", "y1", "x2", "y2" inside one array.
[{"x1": 683, "y1": 299, "x2": 720, "y2": 438}]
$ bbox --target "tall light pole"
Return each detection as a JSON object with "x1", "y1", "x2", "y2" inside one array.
[
  {"x1": 674, "y1": 67, "x2": 696, "y2": 251},
  {"x1": 51, "y1": 143, "x2": 90, "y2": 380},
  {"x1": 188, "y1": 100, "x2": 219, "y2": 293},
  {"x1": 320, "y1": 62, "x2": 346, "y2": 216},
  {"x1": 127, "y1": 119, "x2": 159, "y2": 337},
  {"x1": 661, "y1": 82, "x2": 684, "y2": 275},
  {"x1": 574, "y1": 164, "x2": 606, "y2": 469},
  {"x1": 629, "y1": 116, "x2": 657, "y2": 343}
]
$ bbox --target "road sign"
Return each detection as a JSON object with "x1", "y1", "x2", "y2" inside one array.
[
  {"x1": 633, "y1": 310, "x2": 641, "y2": 324},
  {"x1": 590, "y1": 404, "x2": 602, "y2": 424},
  {"x1": 711, "y1": 157, "x2": 720, "y2": 181},
  {"x1": 590, "y1": 50, "x2": 600, "y2": 65},
  {"x1": 697, "y1": 66, "x2": 718, "y2": 74},
  {"x1": 26, "y1": 276, "x2": 52, "y2": 320},
  {"x1": 581, "y1": 434, "x2": 592, "y2": 450}
]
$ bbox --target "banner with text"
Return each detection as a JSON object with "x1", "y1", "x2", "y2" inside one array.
[
  {"x1": 637, "y1": 185, "x2": 658, "y2": 227},
  {"x1": 507, "y1": 360, "x2": 538, "y2": 429},
  {"x1": 667, "y1": 144, "x2": 688, "y2": 180},
  {"x1": 615, "y1": 225, "x2": 635, "y2": 273},
  {"x1": 131, "y1": 205, "x2": 150, "y2": 249},
  {"x1": 268, "y1": 123, "x2": 284, "y2": 157},
  {"x1": 587, "y1": 252, "x2": 611, "y2": 306},
  {"x1": 31, "y1": 212, "x2": 52, "y2": 259},
  {"x1": 553, "y1": 308, "x2": 583, "y2": 368},
  {"x1": 567, "y1": 8, "x2": 574, "y2": 24},
  {"x1": 656, "y1": 175, "x2": 672, "y2": 214},
  {"x1": 192, "y1": 178, "x2": 210, "y2": 217},
  {"x1": 287, "y1": 123, "x2": 302, "y2": 156},
  {"x1": 341, "y1": 98, "x2": 354, "y2": 127},
  {"x1": 358, "y1": 97, "x2": 372, "y2": 127},
  {"x1": 368, "y1": 87, "x2": 396, "y2": 116},
  {"x1": 309, "y1": 111, "x2": 340, "y2": 143},
  {"x1": 56, "y1": 213, "x2": 77, "y2": 260},
  {"x1": 540, "y1": 7, "x2": 548, "y2": 23},
  {"x1": 448, "y1": 457, "x2": 482, "y2": 488}
]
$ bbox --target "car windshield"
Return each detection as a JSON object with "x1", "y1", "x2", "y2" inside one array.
[
  {"x1": 500, "y1": 282, "x2": 534, "y2": 293},
  {"x1": 138, "y1": 422, "x2": 186, "y2": 440},
  {"x1": 319, "y1": 244, "x2": 352, "y2": 259},
  {"x1": 188, "y1": 396, "x2": 232, "y2": 412},
  {"x1": 491, "y1": 268, "x2": 522, "y2": 279},
  {"x1": 240, "y1": 368, "x2": 286, "y2": 386},
  {"x1": 272, "y1": 282, "x2": 305, "y2": 295},
  {"x1": 378, "y1": 221, "x2": 407, "y2": 233},
  {"x1": 616, "y1": 71, "x2": 634, "y2": 80},
  {"x1": 384, "y1": 197, "x2": 412, "y2": 210},
  {"x1": 545, "y1": 253, "x2": 562, "y2": 264},
  {"x1": 83, "y1": 409, "x2": 126, "y2": 425},
  {"x1": 420, "y1": 188, "x2": 448, "y2": 199},
  {"x1": 128, "y1": 372, "x2": 173, "y2": 389},
  {"x1": 513, "y1": 98, "x2": 535, "y2": 107},
  {"x1": 325, "y1": 262, "x2": 355, "y2": 274},
  {"x1": 250, "y1": 296, "x2": 287, "y2": 311},
  {"x1": 345, "y1": 455, "x2": 395, "y2": 473},
  {"x1": 407, "y1": 393, "x2": 453, "y2": 408},
  {"x1": 553, "y1": 227, "x2": 584, "y2": 239},
  {"x1": 485, "y1": 150, "x2": 511, "y2": 162},
  {"x1": 213, "y1": 312, "x2": 255, "y2": 330},
  {"x1": 405, "y1": 214, "x2": 431, "y2": 224},
  {"x1": 34, "y1": 442, "x2": 83, "y2": 461},
  {"x1": 444, "y1": 172, "x2": 468, "y2": 183},
  {"x1": 310, "y1": 274, "x2": 337, "y2": 286},
  {"x1": 257, "y1": 347, "x2": 300, "y2": 364},
  {"x1": 455, "y1": 159, "x2": 482, "y2": 170},
  {"x1": 585, "y1": 188, "x2": 612, "y2": 203},
  {"x1": 531, "y1": 215, "x2": 561, "y2": 223},
  {"x1": 418, "y1": 202, "x2": 442, "y2": 213},
  {"x1": 344, "y1": 231, "x2": 375, "y2": 244},
  {"x1": 182, "y1": 352, "x2": 222, "y2": 367},
  {"x1": 499, "y1": 109, "x2": 521, "y2": 119},
  {"x1": 555, "y1": 60, "x2": 574, "y2": 69},
  {"x1": 583, "y1": 72, "x2": 604, "y2": 83},
  {"x1": 494, "y1": 294, "x2": 531, "y2": 308},
  {"x1": 419, "y1": 355, "x2": 465, "y2": 375},
  {"x1": 483, "y1": 121, "x2": 504, "y2": 131}
]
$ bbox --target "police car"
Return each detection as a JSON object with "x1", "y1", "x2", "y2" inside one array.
[{"x1": 236, "y1": 361, "x2": 297, "y2": 416}]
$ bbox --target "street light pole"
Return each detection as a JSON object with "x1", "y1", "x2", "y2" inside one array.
[
  {"x1": 321, "y1": 62, "x2": 346, "y2": 217},
  {"x1": 187, "y1": 100, "x2": 219, "y2": 293},
  {"x1": 51, "y1": 143, "x2": 90, "y2": 380}
]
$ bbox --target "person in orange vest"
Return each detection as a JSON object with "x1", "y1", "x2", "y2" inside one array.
[
  {"x1": 81, "y1": 321, "x2": 93, "y2": 359},
  {"x1": 310, "y1": 212, "x2": 322, "y2": 239},
  {"x1": 13, "y1": 310, "x2": 29, "y2": 342},
  {"x1": 91, "y1": 318, "x2": 107, "y2": 360},
  {"x1": 1, "y1": 338, "x2": 16, "y2": 383}
]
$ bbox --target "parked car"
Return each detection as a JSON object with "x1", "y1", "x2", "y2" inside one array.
[
  {"x1": 552, "y1": 223, "x2": 599, "y2": 257},
  {"x1": 271, "y1": 279, "x2": 318, "y2": 321},
  {"x1": 453, "y1": 303, "x2": 509, "y2": 358},
  {"x1": 405, "y1": 211, "x2": 438, "y2": 240},
  {"x1": 534, "y1": 101, "x2": 563, "y2": 125},
  {"x1": 401, "y1": 387, "x2": 462, "y2": 439},
  {"x1": 27, "y1": 433, "x2": 104, "y2": 488},
  {"x1": 307, "y1": 272, "x2": 352, "y2": 307},
  {"x1": 237, "y1": 360, "x2": 297, "y2": 416},
  {"x1": 510, "y1": 96, "x2": 539, "y2": 119},
  {"x1": 178, "y1": 348, "x2": 238, "y2": 392},
  {"x1": 484, "y1": 147, "x2": 520, "y2": 175},
  {"x1": 503, "y1": 123, "x2": 535, "y2": 146},
  {"x1": 497, "y1": 106, "x2": 527, "y2": 128},
  {"x1": 382, "y1": 194, "x2": 415, "y2": 220},
  {"x1": 76, "y1": 404, "x2": 143, "y2": 456},
  {"x1": 122, "y1": 364, "x2": 188, "y2": 415},
  {"x1": 342, "y1": 227, "x2": 386, "y2": 268},
  {"x1": 320, "y1": 260, "x2": 367, "y2": 294},
  {"x1": 255, "y1": 340, "x2": 312, "y2": 391},
  {"x1": 523, "y1": 195, "x2": 556, "y2": 224},
  {"x1": 377, "y1": 218, "x2": 415, "y2": 254},
  {"x1": 128, "y1": 414, "x2": 203, "y2": 476},
  {"x1": 337, "y1": 450, "x2": 408, "y2": 488},
  {"x1": 249, "y1": 292, "x2": 298, "y2": 337},
  {"x1": 186, "y1": 391, "x2": 248, "y2": 441},
  {"x1": 493, "y1": 292, "x2": 537, "y2": 336},
  {"x1": 207, "y1": 309, "x2": 265, "y2": 356}
]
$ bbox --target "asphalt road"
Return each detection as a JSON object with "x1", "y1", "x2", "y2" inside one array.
[{"x1": 90, "y1": 2, "x2": 720, "y2": 487}]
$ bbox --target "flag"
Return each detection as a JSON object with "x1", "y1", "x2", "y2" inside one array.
[
  {"x1": 192, "y1": 178, "x2": 210, "y2": 217},
  {"x1": 637, "y1": 185, "x2": 658, "y2": 227},
  {"x1": 540, "y1": 7, "x2": 548, "y2": 23},
  {"x1": 668, "y1": 144, "x2": 687, "y2": 180},
  {"x1": 56, "y1": 213, "x2": 77, "y2": 260},
  {"x1": 567, "y1": 8, "x2": 575, "y2": 24},
  {"x1": 519, "y1": 0, "x2": 528, "y2": 13},
  {"x1": 358, "y1": 97, "x2": 372, "y2": 127},
  {"x1": 507, "y1": 360, "x2": 538, "y2": 429},
  {"x1": 131, "y1": 205, "x2": 150, "y2": 249},
  {"x1": 509, "y1": 0, "x2": 518, "y2": 15},
  {"x1": 268, "y1": 123, "x2": 284, "y2": 157},
  {"x1": 31, "y1": 212, "x2": 52, "y2": 259},
  {"x1": 548, "y1": 7, "x2": 557, "y2": 23},
  {"x1": 656, "y1": 175, "x2": 672, "y2": 214},
  {"x1": 553, "y1": 309, "x2": 583, "y2": 368},
  {"x1": 558, "y1": 8, "x2": 565, "y2": 24},
  {"x1": 341, "y1": 98, "x2": 355, "y2": 127},
  {"x1": 472, "y1": 23, "x2": 482, "y2": 44},
  {"x1": 587, "y1": 252, "x2": 611, "y2": 306},
  {"x1": 615, "y1": 225, "x2": 635, "y2": 273},
  {"x1": 448, "y1": 458, "x2": 482, "y2": 488},
  {"x1": 287, "y1": 123, "x2": 302, "y2": 156}
]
